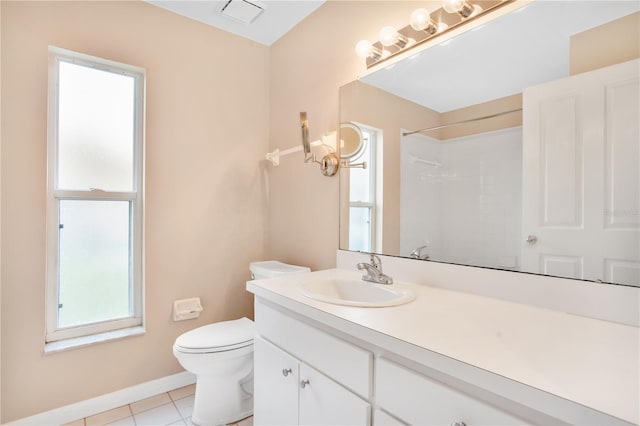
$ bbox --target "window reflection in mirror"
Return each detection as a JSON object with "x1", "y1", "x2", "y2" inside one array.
[{"x1": 343, "y1": 125, "x2": 382, "y2": 253}]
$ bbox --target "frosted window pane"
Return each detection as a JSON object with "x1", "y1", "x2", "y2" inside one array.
[
  {"x1": 349, "y1": 206, "x2": 371, "y2": 252},
  {"x1": 58, "y1": 200, "x2": 131, "y2": 328},
  {"x1": 58, "y1": 61, "x2": 135, "y2": 191},
  {"x1": 349, "y1": 137, "x2": 371, "y2": 202}
]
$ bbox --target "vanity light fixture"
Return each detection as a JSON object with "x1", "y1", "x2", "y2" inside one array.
[{"x1": 356, "y1": 0, "x2": 514, "y2": 69}]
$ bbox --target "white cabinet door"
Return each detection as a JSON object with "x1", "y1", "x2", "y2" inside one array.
[
  {"x1": 299, "y1": 363, "x2": 371, "y2": 425},
  {"x1": 254, "y1": 336, "x2": 298, "y2": 426},
  {"x1": 522, "y1": 59, "x2": 639, "y2": 285},
  {"x1": 255, "y1": 335, "x2": 371, "y2": 426},
  {"x1": 376, "y1": 358, "x2": 527, "y2": 426}
]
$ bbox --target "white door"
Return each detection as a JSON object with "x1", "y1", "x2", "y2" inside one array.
[
  {"x1": 253, "y1": 337, "x2": 299, "y2": 426},
  {"x1": 522, "y1": 59, "x2": 639, "y2": 285},
  {"x1": 298, "y1": 363, "x2": 371, "y2": 425}
]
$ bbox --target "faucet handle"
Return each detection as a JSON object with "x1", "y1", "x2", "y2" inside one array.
[{"x1": 369, "y1": 253, "x2": 381, "y2": 268}]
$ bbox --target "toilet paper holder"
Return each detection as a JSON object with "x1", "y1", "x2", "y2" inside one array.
[{"x1": 173, "y1": 297, "x2": 203, "y2": 321}]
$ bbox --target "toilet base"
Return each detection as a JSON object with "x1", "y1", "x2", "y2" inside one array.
[{"x1": 191, "y1": 372, "x2": 253, "y2": 426}]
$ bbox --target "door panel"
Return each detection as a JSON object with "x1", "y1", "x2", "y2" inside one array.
[
  {"x1": 540, "y1": 94, "x2": 582, "y2": 227},
  {"x1": 522, "y1": 59, "x2": 639, "y2": 285}
]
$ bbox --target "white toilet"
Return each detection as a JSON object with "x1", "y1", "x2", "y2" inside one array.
[{"x1": 173, "y1": 261, "x2": 310, "y2": 426}]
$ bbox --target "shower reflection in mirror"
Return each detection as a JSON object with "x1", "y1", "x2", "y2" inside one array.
[{"x1": 401, "y1": 127, "x2": 522, "y2": 270}]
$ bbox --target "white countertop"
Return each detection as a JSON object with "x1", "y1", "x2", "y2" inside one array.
[{"x1": 247, "y1": 268, "x2": 640, "y2": 425}]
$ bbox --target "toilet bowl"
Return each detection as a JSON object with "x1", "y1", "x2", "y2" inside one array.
[
  {"x1": 173, "y1": 261, "x2": 310, "y2": 425},
  {"x1": 173, "y1": 318, "x2": 254, "y2": 425}
]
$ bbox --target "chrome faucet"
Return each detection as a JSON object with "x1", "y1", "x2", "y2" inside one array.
[
  {"x1": 410, "y1": 245, "x2": 429, "y2": 260},
  {"x1": 357, "y1": 254, "x2": 393, "y2": 285}
]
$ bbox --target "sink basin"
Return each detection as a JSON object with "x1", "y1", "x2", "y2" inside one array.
[{"x1": 297, "y1": 278, "x2": 415, "y2": 307}]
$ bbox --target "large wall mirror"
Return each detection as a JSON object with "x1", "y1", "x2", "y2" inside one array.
[{"x1": 339, "y1": 1, "x2": 640, "y2": 287}]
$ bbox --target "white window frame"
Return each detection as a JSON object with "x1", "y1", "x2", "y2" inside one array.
[
  {"x1": 348, "y1": 126, "x2": 379, "y2": 252},
  {"x1": 45, "y1": 46, "x2": 145, "y2": 343}
]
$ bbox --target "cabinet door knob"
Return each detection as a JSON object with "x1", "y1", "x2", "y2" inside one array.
[
  {"x1": 451, "y1": 422, "x2": 466, "y2": 426},
  {"x1": 282, "y1": 368, "x2": 292, "y2": 377},
  {"x1": 525, "y1": 235, "x2": 538, "y2": 245},
  {"x1": 300, "y1": 379, "x2": 310, "y2": 389}
]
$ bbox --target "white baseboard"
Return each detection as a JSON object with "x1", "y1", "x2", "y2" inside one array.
[{"x1": 6, "y1": 371, "x2": 196, "y2": 425}]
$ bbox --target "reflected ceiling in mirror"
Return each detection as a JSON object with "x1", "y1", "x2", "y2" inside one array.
[
  {"x1": 339, "y1": 1, "x2": 640, "y2": 287},
  {"x1": 362, "y1": 1, "x2": 638, "y2": 112}
]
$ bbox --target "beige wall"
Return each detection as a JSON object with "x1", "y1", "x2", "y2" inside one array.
[
  {"x1": 571, "y1": 12, "x2": 640, "y2": 75},
  {"x1": 1, "y1": 1, "x2": 268, "y2": 421},
  {"x1": 267, "y1": 1, "x2": 437, "y2": 269}
]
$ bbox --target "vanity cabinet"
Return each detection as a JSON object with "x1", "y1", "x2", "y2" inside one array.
[
  {"x1": 248, "y1": 269, "x2": 638, "y2": 426},
  {"x1": 375, "y1": 358, "x2": 528, "y2": 426},
  {"x1": 253, "y1": 299, "x2": 528, "y2": 426},
  {"x1": 254, "y1": 301, "x2": 372, "y2": 425},
  {"x1": 254, "y1": 336, "x2": 371, "y2": 425}
]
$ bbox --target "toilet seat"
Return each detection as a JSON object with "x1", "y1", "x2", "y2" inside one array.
[{"x1": 174, "y1": 317, "x2": 254, "y2": 354}]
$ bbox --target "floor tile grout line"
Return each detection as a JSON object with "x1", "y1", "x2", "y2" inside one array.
[
  {"x1": 75, "y1": 387, "x2": 196, "y2": 426},
  {"x1": 169, "y1": 391, "x2": 196, "y2": 422},
  {"x1": 168, "y1": 386, "x2": 196, "y2": 404},
  {"x1": 131, "y1": 393, "x2": 180, "y2": 425},
  {"x1": 130, "y1": 392, "x2": 175, "y2": 417},
  {"x1": 169, "y1": 396, "x2": 185, "y2": 422},
  {"x1": 127, "y1": 402, "x2": 137, "y2": 426}
]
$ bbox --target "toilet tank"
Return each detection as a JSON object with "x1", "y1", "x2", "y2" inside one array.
[{"x1": 249, "y1": 261, "x2": 310, "y2": 280}]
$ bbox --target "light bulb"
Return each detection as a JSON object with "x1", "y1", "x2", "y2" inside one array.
[
  {"x1": 410, "y1": 8, "x2": 438, "y2": 35},
  {"x1": 355, "y1": 40, "x2": 382, "y2": 60},
  {"x1": 442, "y1": 0, "x2": 475, "y2": 17},
  {"x1": 410, "y1": 8, "x2": 431, "y2": 31},
  {"x1": 355, "y1": 40, "x2": 372, "y2": 58},
  {"x1": 442, "y1": 0, "x2": 464, "y2": 13},
  {"x1": 379, "y1": 26, "x2": 409, "y2": 48},
  {"x1": 379, "y1": 26, "x2": 400, "y2": 47}
]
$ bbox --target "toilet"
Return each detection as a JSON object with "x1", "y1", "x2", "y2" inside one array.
[{"x1": 173, "y1": 261, "x2": 310, "y2": 425}]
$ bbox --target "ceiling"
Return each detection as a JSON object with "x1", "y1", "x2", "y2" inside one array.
[
  {"x1": 361, "y1": 1, "x2": 639, "y2": 113},
  {"x1": 147, "y1": 0, "x2": 325, "y2": 46}
]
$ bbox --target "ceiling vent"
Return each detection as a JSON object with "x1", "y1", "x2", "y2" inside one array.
[{"x1": 220, "y1": 0, "x2": 265, "y2": 24}]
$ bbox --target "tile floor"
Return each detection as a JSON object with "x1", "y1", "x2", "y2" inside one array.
[{"x1": 62, "y1": 384, "x2": 253, "y2": 426}]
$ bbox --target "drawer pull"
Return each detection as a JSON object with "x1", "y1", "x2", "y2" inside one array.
[
  {"x1": 282, "y1": 368, "x2": 292, "y2": 377},
  {"x1": 300, "y1": 379, "x2": 310, "y2": 389},
  {"x1": 451, "y1": 422, "x2": 466, "y2": 426}
]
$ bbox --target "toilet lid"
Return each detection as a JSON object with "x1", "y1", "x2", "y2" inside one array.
[{"x1": 175, "y1": 317, "x2": 254, "y2": 353}]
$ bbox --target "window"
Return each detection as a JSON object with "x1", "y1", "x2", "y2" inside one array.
[
  {"x1": 46, "y1": 47, "x2": 145, "y2": 343},
  {"x1": 348, "y1": 126, "x2": 380, "y2": 252}
]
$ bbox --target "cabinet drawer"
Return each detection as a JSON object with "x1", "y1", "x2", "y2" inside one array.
[
  {"x1": 376, "y1": 358, "x2": 527, "y2": 425},
  {"x1": 255, "y1": 300, "x2": 371, "y2": 398}
]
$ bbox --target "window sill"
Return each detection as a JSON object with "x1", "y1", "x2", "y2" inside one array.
[{"x1": 44, "y1": 326, "x2": 145, "y2": 354}]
